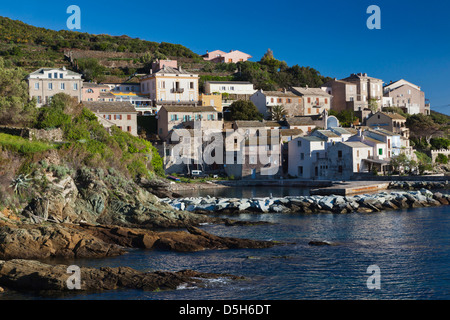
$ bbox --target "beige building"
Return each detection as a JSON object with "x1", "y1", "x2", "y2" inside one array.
[
  {"x1": 290, "y1": 87, "x2": 332, "y2": 116},
  {"x1": 365, "y1": 111, "x2": 410, "y2": 139},
  {"x1": 140, "y1": 63, "x2": 199, "y2": 108},
  {"x1": 27, "y1": 67, "x2": 83, "y2": 107},
  {"x1": 83, "y1": 101, "x2": 138, "y2": 136},
  {"x1": 157, "y1": 105, "x2": 222, "y2": 140},
  {"x1": 383, "y1": 79, "x2": 428, "y2": 115},
  {"x1": 321, "y1": 79, "x2": 358, "y2": 112},
  {"x1": 250, "y1": 89, "x2": 303, "y2": 119},
  {"x1": 340, "y1": 73, "x2": 384, "y2": 111}
]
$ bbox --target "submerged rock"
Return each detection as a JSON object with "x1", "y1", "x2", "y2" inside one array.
[{"x1": 0, "y1": 259, "x2": 243, "y2": 294}]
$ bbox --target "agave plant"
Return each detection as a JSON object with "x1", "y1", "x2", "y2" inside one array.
[{"x1": 10, "y1": 174, "x2": 32, "y2": 195}]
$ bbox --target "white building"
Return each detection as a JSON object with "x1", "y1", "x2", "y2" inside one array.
[
  {"x1": 204, "y1": 81, "x2": 256, "y2": 96},
  {"x1": 288, "y1": 136, "x2": 327, "y2": 179},
  {"x1": 27, "y1": 67, "x2": 83, "y2": 107},
  {"x1": 327, "y1": 142, "x2": 372, "y2": 180}
]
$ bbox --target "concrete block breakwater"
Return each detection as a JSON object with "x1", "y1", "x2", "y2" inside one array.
[{"x1": 161, "y1": 189, "x2": 450, "y2": 214}]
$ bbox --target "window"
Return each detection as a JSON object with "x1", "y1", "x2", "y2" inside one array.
[
  {"x1": 277, "y1": 98, "x2": 282, "y2": 103},
  {"x1": 379, "y1": 148, "x2": 383, "y2": 155},
  {"x1": 48, "y1": 83, "x2": 53, "y2": 90},
  {"x1": 48, "y1": 73, "x2": 52, "y2": 79},
  {"x1": 297, "y1": 141, "x2": 302, "y2": 147},
  {"x1": 190, "y1": 82, "x2": 194, "y2": 89},
  {"x1": 36, "y1": 96, "x2": 41, "y2": 104},
  {"x1": 307, "y1": 108, "x2": 311, "y2": 114},
  {"x1": 357, "y1": 150, "x2": 360, "y2": 157},
  {"x1": 298, "y1": 166, "x2": 303, "y2": 176},
  {"x1": 287, "y1": 98, "x2": 291, "y2": 103},
  {"x1": 73, "y1": 83, "x2": 78, "y2": 90},
  {"x1": 307, "y1": 98, "x2": 311, "y2": 103},
  {"x1": 338, "y1": 166, "x2": 343, "y2": 173},
  {"x1": 35, "y1": 83, "x2": 39, "y2": 90},
  {"x1": 300, "y1": 153, "x2": 304, "y2": 160},
  {"x1": 60, "y1": 83, "x2": 65, "y2": 90},
  {"x1": 338, "y1": 150, "x2": 342, "y2": 158},
  {"x1": 127, "y1": 126, "x2": 131, "y2": 132},
  {"x1": 54, "y1": 73, "x2": 58, "y2": 78},
  {"x1": 271, "y1": 98, "x2": 274, "y2": 103},
  {"x1": 127, "y1": 114, "x2": 131, "y2": 120},
  {"x1": 325, "y1": 98, "x2": 328, "y2": 104},
  {"x1": 59, "y1": 73, "x2": 63, "y2": 79}
]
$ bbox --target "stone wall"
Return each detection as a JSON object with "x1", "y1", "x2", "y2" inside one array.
[
  {"x1": 0, "y1": 126, "x2": 63, "y2": 142},
  {"x1": 431, "y1": 149, "x2": 450, "y2": 163}
]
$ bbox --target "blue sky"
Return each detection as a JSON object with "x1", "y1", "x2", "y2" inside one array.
[{"x1": 2, "y1": 0, "x2": 450, "y2": 114}]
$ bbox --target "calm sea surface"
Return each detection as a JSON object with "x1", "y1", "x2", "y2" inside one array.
[{"x1": 4, "y1": 204, "x2": 449, "y2": 300}]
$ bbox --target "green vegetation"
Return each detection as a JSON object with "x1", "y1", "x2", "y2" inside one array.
[
  {"x1": 0, "y1": 133, "x2": 55, "y2": 155},
  {"x1": 435, "y1": 153, "x2": 448, "y2": 165},
  {"x1": 329, "y1": 109, "x2": 359, "y2": 127},
  {"x1": 228, "y1": 100, "x2": 264, "y2": 121},
  {"x1": 270, "y1": 105, "x2": 287, "y2": 121},
  {"x1": 0, "y1": 57, "x2": 36, "y2": 126}
]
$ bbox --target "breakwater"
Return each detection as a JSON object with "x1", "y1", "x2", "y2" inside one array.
[{"x1": 161, "y1": 189, "x2": 450, "y2": 214}]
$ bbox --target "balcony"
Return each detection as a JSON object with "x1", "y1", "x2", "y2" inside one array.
[{"x1": 172, "y1": 88, "x2": 184, "y2": 94}]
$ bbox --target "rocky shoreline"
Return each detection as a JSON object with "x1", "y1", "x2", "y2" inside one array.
[{"x1": 161, "y1": 189, "x2": 450, "y2": 215}]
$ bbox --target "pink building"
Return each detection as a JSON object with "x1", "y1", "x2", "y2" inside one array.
[
  {"x1": 151, "y1": 59, "x2": 178, "y2": 72},
  {"x1": 202, "y1": 50, "x2": 252, "y2": 63},
  {"x1": 82, "y1": 83, "x2": 110, "y2": 102}
]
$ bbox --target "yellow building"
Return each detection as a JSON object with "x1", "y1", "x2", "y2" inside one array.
[{"x1": 200, "y1": 93, "x2": 223, "y2": 112}]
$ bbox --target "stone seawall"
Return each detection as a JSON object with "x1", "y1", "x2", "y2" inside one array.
[{"x1": 161, "y1": 189, "x2": 450, "y2": 214}]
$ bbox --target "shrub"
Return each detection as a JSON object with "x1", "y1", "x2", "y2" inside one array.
[{"x1": 436, "y1": 153, "x2": 448, "y2": 164}]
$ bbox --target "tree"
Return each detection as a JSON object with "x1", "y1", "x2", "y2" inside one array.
[
  {"x1": 430, "y1": 137, "x2": 450, "y2": 150},
  {"x1": 270, "y1": 105, "x2": 287, "y2": 121},
  {"x1": 406, "y1": 114, "x2": 442, "y2": 143},
  {"x1": 229, "y1": 100, "x2": 263, "y2": 121},
  {"x1": 389, "y1": 153, "x2": 410, "y2": 174},
  {"x1": 0, "y1": 57, "x2": 36, "y2": 126},
  {"x1": 368, "y1": 98, "x2": 379, "y2": 113}
]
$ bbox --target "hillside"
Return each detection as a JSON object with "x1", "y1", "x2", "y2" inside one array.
[{"x1": 0, "y1": 16, "x2": 331, "y2": 89}]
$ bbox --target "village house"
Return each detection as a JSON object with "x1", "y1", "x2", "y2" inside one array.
[
  {"x1": 199, "y1": 93, "x2": 223, "y2": 112},
  {"x1": 383, "y1": 79, "x2": 428, "y2": 115},
  {"x1": 202, "y1": 50, "x2": 252, "y2": 63},
  {"x1": 224, "y1": 130, "x2": 282, "y2": 180},
  {"x1": 156, "y1": 105, "x2": 221, "y2": 140},
  {"x1": 140, "y1": 61, "x2": 199, "y2": 110},
  {"x1": 287, "y1": 136, "x2": 327, "y2": 179},
  {"x1": 284, "y1": 117, "x2": 317, "y2": 134},
  {"x1": 365, "y1": 111, "x2": 410, "y2": 139},
  {"x1": 347, "y1": 130, "x2": 390, "y2": 174},
  {"x1": 83, "y1": 101, "x2": 138, "y2": 136},
  {"x1": 250, "y1": 89, "x2": 303, "y2": 119},
  {"x1": 339, "y1": 73, "x2": 384, "y2": 113},
  {"x1": 205, "y1": 81, "x2": 256, "y2": 107},
  {"x1": 327, "y1": 141, "x2": 372, "y2": 180},
  {"x1": 82, "y1": 83, "x2": 110, "y2": 102},
  {"x1": 320, "y1": 79, "x2": 358, "y2": 113},
  {"x1": 290, "y1": 87, "x2": 332, "y2": 116},
  {"x1": 27, "y1": 67, "x2": 83, "y2": 107}
]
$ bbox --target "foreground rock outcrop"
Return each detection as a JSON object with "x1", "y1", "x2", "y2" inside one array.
[
  {"x1": 0, "y1": 221, "x2": 275, "y2": 260},
  {"x1": 161, "y1": 189, "x2": 450, "y2": 214},
  {"x1": 0, "y1": 259, "x2": 243, "y2": 293}
]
